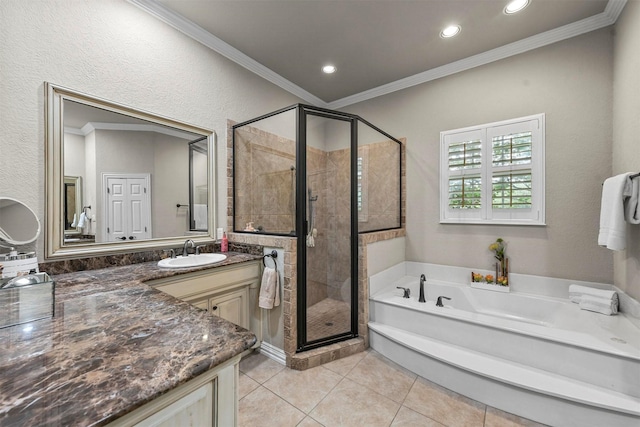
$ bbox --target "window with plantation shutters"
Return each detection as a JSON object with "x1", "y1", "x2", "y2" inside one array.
[{"x1": 440, "y1": 114, "x2": 545, "y2": 225}]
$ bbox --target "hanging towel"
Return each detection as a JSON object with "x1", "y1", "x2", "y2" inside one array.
[
  {"x1": 598, "y1": 173, "x2": 632, "y2": 251},
  {"x1": 579, "y1": 295, "x2": 618, "y2": 316},
  {"x1": 624, "y1": 175, "x2": 640, "y2": 224},
  {"x1": 193, "y1": 204, "x2": 208, "y2": 230},
  {"x1": 258, "y1": 267, "x2": 280, "y2": 309},
  {"x1": 77, "y1": 212, "x2": 87, "y2": 228},
  {"x1": 568, "y1": 284, "x2": 618, "y2": 305},
  {"x1": 70, "y1": 213, "x2": 77, "y2": 228}
]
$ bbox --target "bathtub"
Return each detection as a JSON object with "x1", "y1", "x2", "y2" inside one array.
[{"x1": 368, "y1": 272, "x2": 640, "y2": 427}]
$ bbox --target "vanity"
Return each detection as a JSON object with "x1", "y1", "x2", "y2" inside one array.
[
  {"x1": 0, "y1": 82, "x2": 263, "y2": 425},
  {"x1": 0, "y1": 253, "x2": 261, "y2": 426}
]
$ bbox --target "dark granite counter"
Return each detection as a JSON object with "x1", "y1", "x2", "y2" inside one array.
[{"x1": 0, "y1": 252, "x2": 260, "y2": 426}]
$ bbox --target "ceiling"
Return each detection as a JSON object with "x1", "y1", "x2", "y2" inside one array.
[{"x1": 132, "y1": 0, "x2": 625, "y2": 108}]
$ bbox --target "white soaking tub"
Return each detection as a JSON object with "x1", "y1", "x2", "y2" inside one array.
[{"x1": 368, "y1": 263, "x2": 640, "y2": 427}]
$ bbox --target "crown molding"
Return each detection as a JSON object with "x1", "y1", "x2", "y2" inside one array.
[
  {"x1": 66, "y1": 122, "x2": 197, "y2": 139},
  {"x1": 328, "y1": 0, "x2": 627, "y2": 109},
  {"x1": 128, "y1": 0, "x2": 327, "y2": 107},
  {"x1": 130, "y1": 0, "x2": 626, "y2": 110}
]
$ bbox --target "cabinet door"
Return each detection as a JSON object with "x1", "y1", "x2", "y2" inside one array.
[
  {"x1": 210, "y1": 288, "x2": 249, "y2": 329},
  {"x1": 134, "y1": 381, "x2": 214, "y2": 427}
]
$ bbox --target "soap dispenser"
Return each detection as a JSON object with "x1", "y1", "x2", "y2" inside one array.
[{"x1": 221, "y1": 232, "x2": 228, "y2": 253}]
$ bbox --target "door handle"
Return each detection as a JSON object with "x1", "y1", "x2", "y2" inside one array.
[{"x1": 129, "y1": 236, "x2": 135, "y2": 240}]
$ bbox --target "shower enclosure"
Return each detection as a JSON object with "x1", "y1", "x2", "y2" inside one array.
[{"x1": 233, "y1": 104, "x2": 401, "y2": 352}]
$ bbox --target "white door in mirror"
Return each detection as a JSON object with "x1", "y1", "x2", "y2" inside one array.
[{"x1": 157, "y1": 253, "x2": 227, "y2": 269}]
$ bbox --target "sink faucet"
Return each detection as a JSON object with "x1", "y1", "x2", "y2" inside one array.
[
  {"x1": 182, "y1": 239, "x2": 195, "y2": 257},
  {"x1": 419, "y1": 274, "x2": 426, "y2": 303}
]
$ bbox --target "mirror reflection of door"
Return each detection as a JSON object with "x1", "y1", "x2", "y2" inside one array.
[{"x1": 104, "y1": 174, "x2": 152, "y2": 242}]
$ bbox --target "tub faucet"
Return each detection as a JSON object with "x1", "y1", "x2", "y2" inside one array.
[
  {"x1": 182, "y1": 239, "x2": 195, "y2": 257},
  {"x1": 436, "y1": 296, "x2": 451, "y2": 307},
  {"x1": 419, "y1": 274, "x2": 427, "y2": 303},
  {"x1": 396, "y1": 287, "x2": 411, "y2": 298}
]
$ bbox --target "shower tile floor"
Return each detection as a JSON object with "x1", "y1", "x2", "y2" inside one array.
[
  {"x1": 306, "y1": 298, "x2": 351, "y2": 342},
  {"x1": 239, "y1": 350, "x2": 547, "y2": 427}
]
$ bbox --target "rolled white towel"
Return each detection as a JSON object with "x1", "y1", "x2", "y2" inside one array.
[
  {"x1": 568, "y1": 284, "x2": 618, "y2": 304},
  {"x1": 579, "y1": 295, "x2": 618, "y2": 316}
]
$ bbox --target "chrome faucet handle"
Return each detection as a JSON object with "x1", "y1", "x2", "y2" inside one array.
[
  {"x1": 163, "y1": 249, "x2": 176, "y2": 259},
  {"x1": 396, "y1": 286, "x2": 411, "y2": 298},
  {"x1": 195, "y1": 245, "x2": 206, "y2": 255},
  {"x1": 436, "y1": 296, "x2": 451, "y2": 307}
]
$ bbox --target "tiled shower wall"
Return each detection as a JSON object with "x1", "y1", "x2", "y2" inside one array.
[{"x1": 228, "y1": 120, "x2": 406, "y2": 368}]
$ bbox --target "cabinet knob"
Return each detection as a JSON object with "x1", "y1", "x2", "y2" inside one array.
[{"x1": 211, "y1": 305, "x2": 218, "y2": 311}]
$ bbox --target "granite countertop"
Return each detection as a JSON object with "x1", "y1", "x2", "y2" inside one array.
[{"x1": 0, "y1": 252, "x2": 260, "y2": 426}]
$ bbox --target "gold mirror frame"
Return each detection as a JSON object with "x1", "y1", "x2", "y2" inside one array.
[{"x1": 45, "y1": 82, "x2": 217, "y2": 260}]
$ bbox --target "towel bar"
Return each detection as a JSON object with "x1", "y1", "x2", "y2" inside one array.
[{"x1": 263, "y1": 250, "x2": 277, "y2": 268}]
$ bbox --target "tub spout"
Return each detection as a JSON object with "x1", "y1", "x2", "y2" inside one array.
[
  {"x1": 436, "y1": 296, "x2": 451, "y2": 307},
  {"x1": 419, "y1": 274, "x2": 426, "y2": 303}
]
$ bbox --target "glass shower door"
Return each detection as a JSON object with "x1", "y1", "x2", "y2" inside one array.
[{"x1": 298, "y1": 108, "x2": 357, "y2": 350}]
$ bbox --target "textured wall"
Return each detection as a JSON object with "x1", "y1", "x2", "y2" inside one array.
[
  {"x1": 343, "y1": 29, "x2": 615, "y2": 284},
  {"x1": 0, "y1": 0, "x2": 301, "y2": 259},
  {"x1": 612, "y1": 0, "x2": 640, "y2": 300}
]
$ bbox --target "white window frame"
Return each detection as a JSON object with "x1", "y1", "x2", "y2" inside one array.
[{"x1": 440, "y1": 114, "x2": 545, "y2": 225}]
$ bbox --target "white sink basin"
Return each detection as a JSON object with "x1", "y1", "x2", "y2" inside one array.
[{"x1": 157, "y1": 253, "x2": 227, "y2": 269}]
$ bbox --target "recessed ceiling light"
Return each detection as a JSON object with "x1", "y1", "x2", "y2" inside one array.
[
  {"x1": 504, "y1": 0, "x2": 530, "y2": 14},
  {"x1": 440, "y1": 25, "x2": 461, "y2": 39},
  {"x1": 322, "y1": 65, "x2": 337, "y2": 74}
]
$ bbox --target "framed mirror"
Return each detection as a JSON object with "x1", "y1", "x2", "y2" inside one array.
[
  {"x1": 45, "y1": 82, "x2": 217, "y2": 259},
  {"x1": 0, "y1": 197, "x2": 41, "y2": 246}
]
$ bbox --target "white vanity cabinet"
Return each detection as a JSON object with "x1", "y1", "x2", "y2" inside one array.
[
  {"x1": 107, "y1": 355, "x2": 239, "y2": 427},
  {"x1": 148, "y1": 261, "x2": 261, "y2": 340}
]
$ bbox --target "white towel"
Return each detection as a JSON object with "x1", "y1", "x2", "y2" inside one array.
[
  {"x1": 70, "y1": 213, "x2": 77, "y2": 227},
  {"x1": 624, "y1": 175, "x2": 640, "y2": 224},
  {"x1": 579, "y1": 295, "x2": 618, "y2": 316},
  {"x1": 258, "y1": 267, "x2": 280, "y2": 309},
  {"x1": 569, "y1": 284, "x2": 618, "y2": 305},
  {"x1": 193, "y1": 204, "x2": 208, "y2": 230},
  {"x1": 598, "y1": 173, "x2": 632, "y2": 250},
  {"x1": 77, "y1": 212, "x2": 87, "y2": 228}
]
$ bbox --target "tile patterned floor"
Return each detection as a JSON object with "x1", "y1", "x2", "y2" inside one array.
[{"x1": 238, "y1": 350, "x2": 547, "y2": 427}]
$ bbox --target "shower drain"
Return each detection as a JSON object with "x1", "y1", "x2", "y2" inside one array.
[{"x1": 610, "y1": 337, "x2": 627, "y2": 344}]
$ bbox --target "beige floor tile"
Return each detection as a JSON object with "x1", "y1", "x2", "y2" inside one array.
[
  {"x1": 240, "y1": 352, "x2": 285, "y2": 384},
  {"x1": 484, "y1": 406, "x2": 548, "y2": 427},
  {"x1": 309, "y1": 377, "x2": 400, "y2": 427},
  {"x1": 239, "y1": 386, "x2": 306, "y2": 427},
  {"x1": 322, "y1": 350, "x2": 367, "y2": 377},
  {"x1": 391, "y1": 406, "x2": 445, "y2": 427},
  {"x1": 263, "y1": 365, "x2": 343, "y2": 413},
  {"x1": 346, "y1": 350, "x2": 417, "y2": 403},
  {"x1": 297, "y1": 416, "x2": 325, "y2": 426},
  {"x1": 239, "y1": 372, "x2": 260, "y2": 399},
  {"x1": 403, "y1": 377, "x2": 486, "y2": 427}
]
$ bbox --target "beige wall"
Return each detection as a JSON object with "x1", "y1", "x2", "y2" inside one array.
[
  {"x1": 343, "y1": 28, "x2": 615, "y2": 284},
  {"x1": 612, "y1": 0, "x2": 640, "y2": 300},
  {"x1": 0, "y1": 0, "x2": 301, "y2": 257}
]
